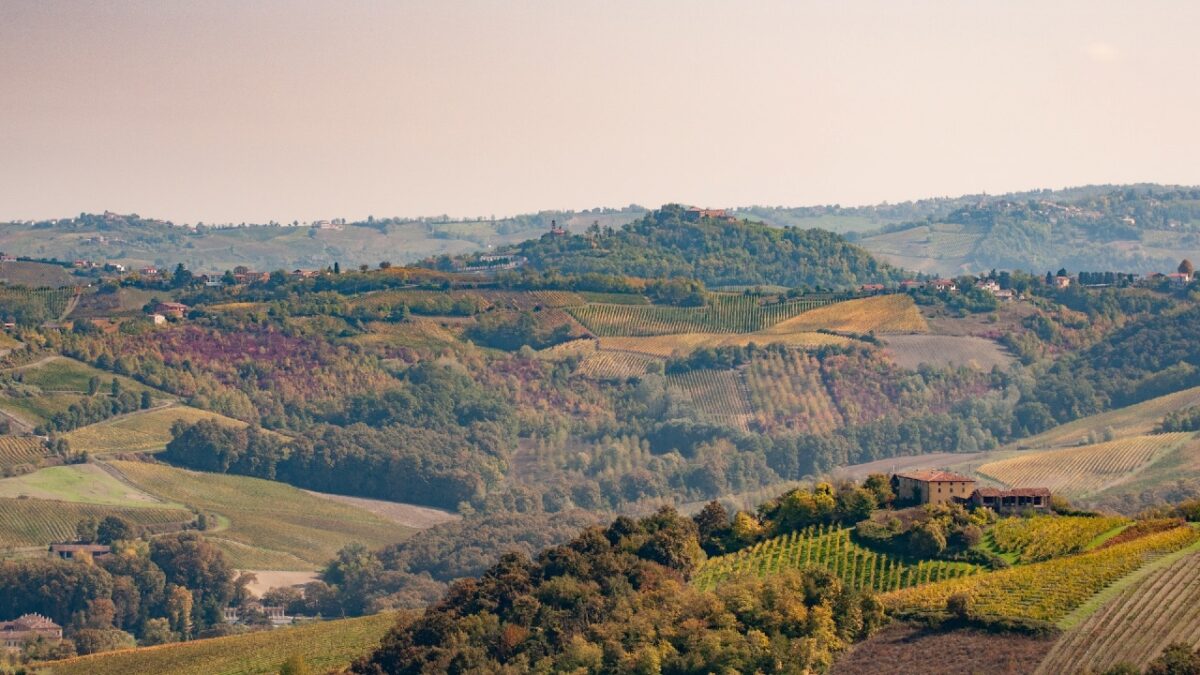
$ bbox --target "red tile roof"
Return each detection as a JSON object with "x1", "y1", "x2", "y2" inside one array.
[{"x1": 893, "y1": 470, "x2": 975, "y2": 483}]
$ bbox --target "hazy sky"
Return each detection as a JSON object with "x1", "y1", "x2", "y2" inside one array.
[{"x1": 2, "y1": 1, "x2": 1198, "y2": 224}]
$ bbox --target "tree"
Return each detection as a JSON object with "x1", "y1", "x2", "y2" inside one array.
[
  {"x1": 141, "y1": 391, "x2": 153, "y2": 409},
  {"x1": 76, "y1": 517, "x2": 99, "y2": 544},
  {"x1": 166, "y1": 585, "x2": 194, "y2": 639},
  {"x1": 140, "y1": 617, "x2": 177, "y2": 646},
  {"x1": 87, "y1": 376, "x2": 101, "y2": 396},
  {"x1": 1145, "y1": 642, "x2": 1200, "y2": 675},
  {"x1": 96, "y1": 516, "x2": 132, "y2": 545},
  {"x1": 1181, "y1": 259, "x2": 1195, "y2": 277}
]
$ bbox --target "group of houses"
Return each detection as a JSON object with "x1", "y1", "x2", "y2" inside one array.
[{"x1": 890, "y1": 469, "x2": 1052, "y2": 513}]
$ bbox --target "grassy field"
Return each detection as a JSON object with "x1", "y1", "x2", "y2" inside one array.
[
  {"x1": 575, "y1": 349, "x2": 661, "y2": 380},
  {"x1": 0, "y1": 332, "x2": 20, "y2": 350},
  {"x1": 0, "y1": 436, "x2": 46, "y2": 474},
  {"x1": 109, "y1": 461, "x2": 414, "y2": 570},
  {"x1": 693, "y1": 525, "x2": 980, "y2": 593},
  {"x1": 882, "y1": 334, "x2": 1013, "y2": 371},
  {"x1": 0, "y1": 391, "x2": 85, "y2": 426},
  {"x1": 43, "y1": 611, "x2": 398, "y2": 675},
  {"x1": 883, "y1": 525, "x2": 1200, "y2": 623},
  {"x1": 977, "y1": 433, "x2": 1193, "y2": 497},
  {"x1": 12, "y1": 357, "x2": 159, "y2": 395},
  {"x1": 763, "y1": 295, "x2": 928, "y2": 335},
  {"x1": 0, "y1": 497, "x2": 192, "y2": 548},
  {"x1": 0, "y1": 260, "x2": 75, "y2": 287},
  {"x1": 596, "y1": 330, "x2": 851, "y2": 358},
  {"x1": 1038, "y1": 543, "x2": 1200, "y2": 673},
  {"x1": 64, "y1": 405, "x2": 252, "y2": 455},
  {"x1": 0, "y1": 463, "x2": 175, "y2": 507},
  {"x1": 1016, "y1": 387, "x2": 1200, "y2": 450}
]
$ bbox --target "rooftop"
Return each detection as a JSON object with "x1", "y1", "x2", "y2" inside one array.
[
  {"x1": 974, "y1": 487, "x2": 1052, "y2": 498},
  {"x1": 894, "y1": 470, "x2": 975, "y2": 483}
]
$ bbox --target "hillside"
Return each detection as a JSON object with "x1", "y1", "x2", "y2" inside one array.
[
  {"x1": 0, "y1": 209, "x2": 645, "y2": 274},
  {"x1": 855, "y1": 186, "x2": 1200, "y2": 276},
  {"x1": 511, "y1": 204, "x2": 904, "y2": 289}
]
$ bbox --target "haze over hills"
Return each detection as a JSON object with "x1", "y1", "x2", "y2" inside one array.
[{"x1": 4, "y1": 184, "x2": 1200, "y2": 279}]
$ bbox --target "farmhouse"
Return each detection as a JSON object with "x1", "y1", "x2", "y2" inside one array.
[
  {"x1": 1054, "y1": 275, "x2": 1071, "y2": 289},
  {"x1": 929, "y1": 279, "x2": 958, "y2": 292},
  {"x1": 49, "y1": 543, "x2": 111, "y2": 560},
  {"x1": 152, "y1": 301, "x2": 188, "y2": 319},
  {"x1": 969, "y1": 487, "x2": 1052, "y2": 514},
  {"x1": 1, "y1": 614, "x2": 61, "y2": 651},
  {"x1": 891, "y1": 470, "x2": 976, "y2": 506}
]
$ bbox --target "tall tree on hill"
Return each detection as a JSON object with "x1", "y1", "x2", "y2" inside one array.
[{"x1": 1180, "y1": 259, "x2": 1194, "y2": 277}]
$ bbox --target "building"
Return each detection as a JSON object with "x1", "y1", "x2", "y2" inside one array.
[
  {"x1": 152, "y1": 302, "x2": 188, "y2": 319},
  {"x1": 930, "y1": 279, "x2": 958, "y2": 292},
  {"x1": 150, "y1": 313, "x2": 167, "y2": 326},
  {"x1": 49, "y1": 543, "x2": 111, "y2": 560},
  {"x1": 1054, "y1": 275, "x2": 1071, "y2": 289},
  {"x1": 1, "y1": 614, "x2": 62, "y2": 651},
  {"x1": 969, "y1": 487, "x2": 1052, "y2": 514},
  {"x1": 899, "y1": 279, "x2": 924, "y2": 292},
  {"x1": 994, "y1": 289, "x2": 1016, "y2": 301},
  {"x1": 978, "y1": 280, "x2": 1001, "y2": 294},
  {"x1": 223, "y1": 602, "x2": 293, "y2": 628},
  {"x1": 891, "y1": 470, "x2": 977, "y2": 506},
  {"x1": 859, "y1": 283, "x2": 886, "y2": 294},
  {"x1": 1166, "y1": 272, "x2": 1192, "y2": 286}
]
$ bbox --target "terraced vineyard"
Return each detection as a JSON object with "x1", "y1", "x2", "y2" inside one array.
[
  {"x1": 666, "y1": 369, "x2": 752, "y2": 431},
  {"x1": 978, "y1": 433, "x2": 1192, "y2": 497},
  {"x1": 762, "y1": 294, "x2": 928, "y2": 335},
  {"x1": 64, "y1": 405, "x2": 255, "y2": 455},
  {"x1": 744, "y1": 350, "x2": 843, "y2": 434},
  {"x1": 990, "y1": 515, "x2": 1128, "y2": 563},
  {"x1": 0, "y1": 497, "x2": 192, "y2": 548},
  {"x1": 692, "y1": 525, "x2": 980, "y2": 593},
  {"x1": 568, "y1": 294, "x2": 840, "y2": 337},
  {"x1": 44, "y1": 611, "x2": 398, "y2": 675},
  {"x1": 0, "y1": 435, "x2": 46, "y2": 473},
  {"x1": 883, "y1": 525, "x2": 1200, "y2": 623},
  {"x1": 1038, "y1": 545, "x2": 1200, "y2": 673},
  {"x1": 109, "y1": 461, "x2": 413, "y2": 570}
]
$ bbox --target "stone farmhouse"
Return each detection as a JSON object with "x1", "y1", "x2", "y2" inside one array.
[{"x1": 1, "y1": 614, "x2": 62, "y2": 651}]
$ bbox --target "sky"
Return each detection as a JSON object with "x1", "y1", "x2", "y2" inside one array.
[{"x1": 1, "y1": 1, "x2": 1199, "y2": 224}]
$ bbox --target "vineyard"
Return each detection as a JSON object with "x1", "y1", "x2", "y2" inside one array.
[
  {"x1": 568, "y1": 294, "x2": 840, "y2": 337},
  {"x1": 0, "y1": 286, "x2": 76, "y2": 323},
  {"x1": 692, "y1": 525, "x2": 981, "y2": 593},
  {"x1": 978, "y1": 433, "x2": 1192, "y2": 497},
  {"x1": 0, "y1": 497, "x2": 192, "y2": 548},
  {"x1": 596, "y1": 330, "x2": 850, "y2": 358},
  {"x1": 43, "y1": 611, "x2": 398, "y2": 675},
  {"x1": 64, "y1": 405, "x2": 258, "y2": 455},
  {"x1": 883, "y1": 524, "x2": 1200, "y2": 623},
  {"x1": 761, "y1": 294, "x2": 928, "y2": 335},
  {"x1": 989, "y1": 515, "x2": 1128, "y2": 563},
  {"x1": 109, "y1": 461, "x2": 414, "y2": 570},
  {"x1": 0, "y1": 436, "x2": 46, "y2": 474},
  {"x1": 575, "y1": 349, "x2": 661, "y2": 380},
  {"x1": 1038, "y1": 546, "x2": 1200, "y2": 673},
  {"x1": 666, "y1": 369, "x2": 752, "y2": 431},
  {"x1": 743, "y1": 350, "x2": 843, "y2": 434}
]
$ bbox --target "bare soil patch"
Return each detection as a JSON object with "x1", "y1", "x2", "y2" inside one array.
[
  {"x1": 833, "y1": 622, "x2": 1055, "y2": 675},
  {"x1": 303, "y1": 490, "x2": 460, "y2": 529}
]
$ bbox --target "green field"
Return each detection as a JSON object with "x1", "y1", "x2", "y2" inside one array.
[
  {"x1": 0, "y1": 391, "x2": 85, "y2": 426},
  {"x1": 0, "y1": 497, "x2": 193, "y2": 548},
  {"x1": 0, "y1": 463, "x2": 176, "y2": 508},
  {"x1": 109, "y1": 461, "x2": 415, "y2": 570},
  {"x1": 64, "y1": 405, "x2": 253, "y2": 455},
  {"x1": 12, "y1": 356, "x2": 164, "y2": 398},
  {"x1": 43, "y1": 611, "x2": 398, "y2": 675},
  {"x1": 568, "y1": 294, "x2": 840, "y2": 336}
]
